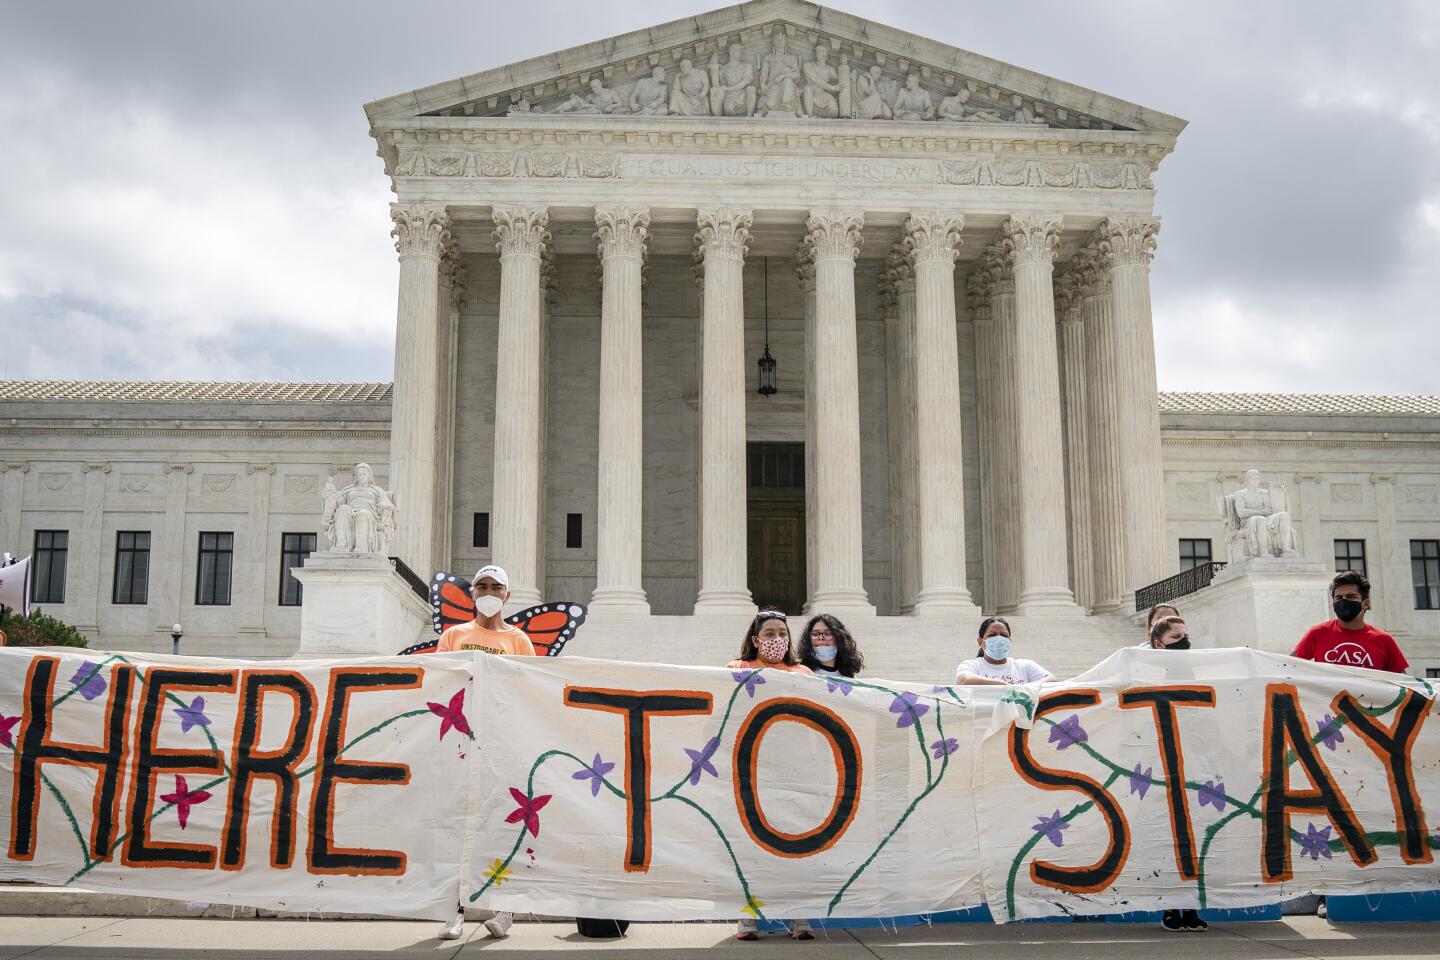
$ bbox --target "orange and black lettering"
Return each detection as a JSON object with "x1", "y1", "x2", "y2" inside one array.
[
  {"x1": 1261, "y1": 683, "x2": 1376, "y2": 882},
  {"x1": 1009, "y1": 689, "x2": 1130, "y2": 893},
  {"x1": 306, "y1": 666, "x2": 419, "y2": 876},
  {"x1": 563, "y1": 686, "x2": 713, "y2": 872},
  {"x1": 122, "y1": 667, "x2": 237, "y2": 869},
  {"x1": 733, "y1": 698, "x2": 861, "y2": 858},
  {"x1": 1333, "y1": 688, "x2": 1432, "y2": 864},
  {"x1": 221, "y1": 670, "x2": 317, "y2": 870},
  {"x1": 10, "y1": 656, "x2": 135, "y2": 862},
  {"x1": 1118, "y1": 685, "x2": 1215, "y2": 880}
]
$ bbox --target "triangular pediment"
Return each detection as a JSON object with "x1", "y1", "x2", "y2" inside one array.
[{"x1": 364, "y1": 0, "x2": 1185, "y2": 135}]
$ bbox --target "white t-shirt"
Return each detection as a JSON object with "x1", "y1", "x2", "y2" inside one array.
[{"x1": 954, "y1": 656, "x2": 1051, "y2": 685}]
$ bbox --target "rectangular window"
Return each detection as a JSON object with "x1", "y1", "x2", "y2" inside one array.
[
  {"x1": 279, "y1": 532, "x2": 317, "y2": 606},
  {"x1": 112, "y1": 531, "x2": 151, "y2": 605},
  {"x1": 33, "y1": 530, "x2": 69, "y2": 604},
  {"x1": 196, "y1": 532, "x2": 234, "y2": 606},
  {"x1": 566, "y1": 513, "x2": 583, "y2": 549},
  {"x1": 1333, "y1": 539, "x2": 1367, "y2": 579},
  {"x1": 1427, "y1": 669, "x2": 1440, "y2": 680},
  {"x1": 1413, "y1": 540, "x2": 1440, "y2": 611},
  {"x1": 473, "y1": 512, "x2": 489, "y2": 549},
  {"x1": 1178, "y1": 538, "x2": 1212, "y2": 572}
]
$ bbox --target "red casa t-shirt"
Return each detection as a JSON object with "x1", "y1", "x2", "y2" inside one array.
[{"x1": 1292, "y1": 620, "x2": 1408, "y2": 673}]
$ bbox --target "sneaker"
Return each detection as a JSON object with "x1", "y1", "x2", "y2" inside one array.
[
  {"x1": 736, "y1": 918, "x2": 759, "y2": 941},
  {"x1": 789, "y1": 919, "x2": 815, "y2": 940},
  {"x1": 1182, "y1": 909, "x2": 1208, "y2": 932},
  {"x1": 1161, "y1": 910, "x2": 1187, "y2": 932},
  {"x1": 484, "y1": 911, "x2": 513, "y2": 938},
  {"x1": 437, "y1": 913, "x2": 465, "y2": 941}
]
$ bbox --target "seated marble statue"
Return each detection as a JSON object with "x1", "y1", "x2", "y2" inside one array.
[
  {"x1": 938, "y1": 86, "x2": 1004, "y2": 123},
  {"x1": 1224, "y1": 469, "x2": 1297, "y2": 559},
  {"x1": 708, "y1": 44, "x2": 755, "y2": 117},
  {"x1": 555, "y1": 78, "x2": 625, "y2": 114},
  {"x1": 802, "y1": 45, "x2": 842, "y2": 119},
  {"x1": 890, "y1": 72, "x2": 935, "y2": 121},
  {"x1": 758, "y1": 33, "x2": 802, "y2": 116},
  {"x1": 630, "y1": 66, "x2": 669, "y2": 115},
  {"x1": 669, "y1": 59, "x2": 710, "y2": 116},
  {"x1": 321, "y1": 463, "x2": 397, "y2": 555},
  {"x1": 853, "y1": 65, "x2": 893, "y2": 120}
]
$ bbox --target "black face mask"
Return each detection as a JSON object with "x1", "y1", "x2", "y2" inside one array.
[
  {"x1": 1163, "y1": 638, "x2": 1191, "y2": 650},
  {"x1": 1334, "y1": 598, "x2": 1364, "y2": 623}
]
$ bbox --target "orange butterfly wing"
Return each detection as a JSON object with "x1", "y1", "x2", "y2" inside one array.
[
  {"x1": 430, "y1": 572, "x2": 477, "y2": 633},
  {"x1": 505, "y1": 602, "x2": 588, "y2": 657}
]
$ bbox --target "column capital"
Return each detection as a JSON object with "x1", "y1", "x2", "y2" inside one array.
[
  {"x1": 886, "y1": 246, "x2": 915, "y2": 295},
  {"x1": 82, "y1": 461, "x2": 112, "y2": 474},
  {"x1": 540, "y1": 246, "x2": 559, "y2": 309},
  {"x1": 1097, "y1": 216, "x2": 1160, "y2": 268},
  {"x1": 983, "y1": 245, "x2": 1014, "y2": 296},
  {"x1": 1002, "y1": 215, "x2": 1063, "y2": 267},
  {"x1": 391, "y1": 203, "x2": 450, "y2": 259},
  {"x1": 166, "y1": 462, "x2": 194, "y2": 475},
  {"x1": 0, "y1": 460, "x2": 30, "y2": 473},
  {"x1": 1371, "y1": 473, "x2": 1398, "y2": 486},
  {"x1": 594, "y1": 206, "x2": 651, "y2": 261},
  {"x1": 965, "y1": 264, "x2": 994, "y2": 316},
  {"x1": 441, "y1": 252, "x2": 468, "y2": 312},
  {"x1": 1070, "y1": 246, "x2": 1111, "y2": 296},
  {"x1": 694, "y1": 208, "x2": 752, "y2": 262},
  {"x1": 245, "y1": 463, "x2": 276, "y2": 476},
  {"x1": 903, "y1": 213, "x2": 964, "y2": 265},
  {"x1": 1053, "y1": 272, "x2": 1085, "y2": 324},
  {"x1": 491, "y1": 206, "x2": 550, "y2": 258},
  {"x1": 805, "y1": 210, "x2": 864, "y2": 262},
  {"x1": 793, "y1": 240, "x2": 816, "y2": 294}
]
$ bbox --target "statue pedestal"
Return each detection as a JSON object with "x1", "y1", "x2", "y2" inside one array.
[
  {"x1": 1181, "y1": 557, "x2": 1333, "y2": 654},
  {"x1": 293, "y1": 553, "x2": 431, "y2": 657}
]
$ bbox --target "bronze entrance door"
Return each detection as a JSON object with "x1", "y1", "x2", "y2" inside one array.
[{"x1": 746, "y1": 443, "x2": 806, "y2": 615}]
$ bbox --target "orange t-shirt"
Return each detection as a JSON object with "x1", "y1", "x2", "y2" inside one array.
[
  {"x1": 437, "y1": 620, "x2": 536, "y2": 656},
  {"x1": 725, "y1": 659, "x2": 812, "y2": 675}
]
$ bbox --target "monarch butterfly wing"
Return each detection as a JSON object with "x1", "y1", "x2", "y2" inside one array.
[
  {"x1": 398, "y1": 638, "x2": 439, "y2": 656},
  {"x1": 430, "y1": 572, "x2": 478, "y2": 634},
  {"x1": 505, "y1": 602, "x2": 588, "y2": 656}
]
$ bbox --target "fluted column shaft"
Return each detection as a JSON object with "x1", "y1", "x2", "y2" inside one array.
[
  {"x1": 592, "y1": 207, "x2": 651, "y2": 611},
  {"x1": 1004, "y1": 216, "x2": 1077, "y2": 612},
  {"x1": 806, "y1": 211, "x2": 872, "y2": 612},
  {"x1": 1056, "y1": 276, "x2": 1093, "y2": 612},
  {"x1": 694, "y1": 209, "x2": 754, "y2": 613},
  {"x1": 986, "y1": 253, "x2": 1021, "y2": 613},
  {"x1": 797, "y1": 248, "x2": 819, "y2": 610},
  {"x1": 1079, "y1": 253, "x2": 1126, "y2": 613},
  {"x1": 491, "y1": 206, "x2": 549, "y2": 607},
  {"x1": 435, "y1": 253, "x2": 466, "y2": 574},
  {"x1": 390, "y1": 203, "x2": 450, "y2": 575},
  {"x1": 967, "y1": 271, "x2": 1000, "y2": 612},
  {"x1": 884, "y1": 254, "x2": 919, "y2": 614},
  {"x1": 907, "y1": 214, "x2": 978, "y2": 613},
  {"x1": 1102, "y1": 217, "x2": 1168, "y2": 590}
]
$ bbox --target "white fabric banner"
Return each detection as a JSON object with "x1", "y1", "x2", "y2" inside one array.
[{"x1": 3, "y1": 646, "x2": 1438, "y2": 922}]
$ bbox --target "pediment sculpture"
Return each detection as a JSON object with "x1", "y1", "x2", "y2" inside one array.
[
  {"x1": 1222, "y1": 470, "x2": 1298, "y2": 560},
  {"x1": 321, "y1": 463, "x2": 397, "y2": 555}
]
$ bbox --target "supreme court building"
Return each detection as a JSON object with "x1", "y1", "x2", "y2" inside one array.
[{"x1": 5, "y1": 1, "x2": 1440, "y2": 679}]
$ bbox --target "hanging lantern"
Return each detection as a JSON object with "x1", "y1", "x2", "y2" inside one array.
[{"x1": 757, "y1": 257, "x2": 778, "y2": 396}]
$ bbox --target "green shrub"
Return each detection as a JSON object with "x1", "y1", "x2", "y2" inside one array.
[{"x1": 3, "y1": 609, "x2": 88, "y2": 648}]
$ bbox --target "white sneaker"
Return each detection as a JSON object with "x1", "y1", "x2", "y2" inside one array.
[
  {"x1": 789, "y1": 918, "x2": 815, "y2": 940},
  {"x1": 437, "y1": 913, "x2": 464, "y2": 941},
  {"x1": 484, "y1": 911, "x2": 514, "y2": 938}
]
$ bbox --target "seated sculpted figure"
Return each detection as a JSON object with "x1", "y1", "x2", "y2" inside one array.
[
  {"x1": 1224, "y1": 469, "x2": 1297, "y2": 559},
  {"x1": 708, "y1": 44, "x2": 756, "y2": 117},
  {"x1": 669, "y1": 59, "x2": 710, "y2": 116},
  {"x1": 802, "y1": 45, "x2": 842, "y2": 119},
  {"x1": 853, "y1": 64, "x2": 893, "y2": 120},
  {"x1": 938, "y1": 86, "x2": 1004, "y2": 123},
  {"x1": 554, "y1": 78, "x2": 625, "y2": 114},
  {"x1": 321, "y1": 463, "x2": 397, "y2": 555},
  {"x1": 630, "y1": 66, "x2": 669, "y2": 115},
  {"x1": 758, "y1": 33, "x2": 802, "y2": 116},
  {"x1": 890, "y1": 72, "x2": 935, "y2": 121}
]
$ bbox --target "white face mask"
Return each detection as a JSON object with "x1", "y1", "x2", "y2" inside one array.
[
  {"x1": 983, "y1": 634, "x2": 1012, "y2": 660},
  {"x1": 811, "y1": 644, "x2": 838, "y2": 663},
  {"x1": 474, "y1": 594, "x2": 505, "y2": 618}
]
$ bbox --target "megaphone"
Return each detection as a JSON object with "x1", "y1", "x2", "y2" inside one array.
[{"x1": 0, "y1": 556, "x2": 31, "y2": 616}]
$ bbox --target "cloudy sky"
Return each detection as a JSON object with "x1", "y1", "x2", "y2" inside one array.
[{"x1": 1, "y1": 1, "x2": 1436, "y2": 392}]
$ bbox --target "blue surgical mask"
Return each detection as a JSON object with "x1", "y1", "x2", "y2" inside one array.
[
  {"x1": 983, "y1": 635, "x2": 1012, "y2": 660},
  {"x1": 812, "y1": 644, "x2": 838, "y2": 663}
]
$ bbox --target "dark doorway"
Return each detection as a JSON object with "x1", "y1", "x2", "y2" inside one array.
[{"x1": 746, "y1": 443, "x2": 806, "y2": 615}]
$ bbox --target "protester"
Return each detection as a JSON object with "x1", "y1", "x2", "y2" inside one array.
[
  {"x1": 1142, "y1": 615, "x2": 1192, "y2": 650},
  {"x1": 437, "y1": 564, "x2": 534, "y2": 941},
  {"x1": 954, "y1": 616, "x2": 1053, "y2": 685},
  {"x1": 1292, "y1": 570, "x2": 1407, "y2": 673},
  {"x1": 796, "y1": 613, "x2": 864, "y2": 678},
  {"x1": 728, "y1": 611, "x2": 813, "y2": 940},
  {"x1": 1145, "y1": 603, "x2": 1180, "y2": 630}
]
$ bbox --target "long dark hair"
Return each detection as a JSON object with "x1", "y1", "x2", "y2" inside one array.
[
  {"x1": 736, "y1": 610, "x2": 798, "y2": 665},
  {"x1": 1146, "y1": 603, "x2": 1180, "y2": 627},
  {"x1": 797, "y1": 614, "x2": 865, "y2": 677}
]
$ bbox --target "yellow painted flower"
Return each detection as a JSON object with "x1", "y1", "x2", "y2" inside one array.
[
  {"x1": 741, "y1": 895, "x2": 766, "y2": 918},
  {"x1": 485, "y1": 858, "x2": 513, "y2": 887}
]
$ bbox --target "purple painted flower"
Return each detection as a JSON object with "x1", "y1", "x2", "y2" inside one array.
[
  {"x1": 826, "y1": 678, "x2": 853, "y2": 695},
  {"x1": 683, "y1": 737, "x2": 721, "y2": 786},
  {"x1": 732, "y1": 670, "x2": 766, "y2": 698},
  {"x1": 571, "y1": 752, "x2": 615, "y2": 798},
  {"x1": 1047, "y1": 714, "x2": 1088, "y2": 750},
  {"x1": 1129, "y1": 763, "x2": 1153, "y2": 800},
  {"x1": 1316, "y1": 714, "x2": 1345, "y2": 751},
  {"x1": 1033, "y1": 810, "x2": 1070, "y2": 847},
  {"x1": 930, "y1": 738, "x2": 959, "y2": 759},
  {"x1": 68, "y1": 661, "x2": 107, "y2": 701},
  {"x1": 173, "y1": 696, "x2": 211, "y2": 734},
  {"x1": 1198, "y1": 779, "x2": 1227, "y2": 812},
  {"x1": 889, "y1": 691, "x2": 929, "y2": 728},
  {"x1": 1297, "y1": 823, "x2": 1334, "y2": 861}
]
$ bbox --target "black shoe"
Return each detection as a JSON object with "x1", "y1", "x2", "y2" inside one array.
[
  {"x1": 1182, "y1": 909, "x2": 1208, "y2": 932},
  {"x1": 1161, "y1": 910, "x2": 1186, "y2": 932}
]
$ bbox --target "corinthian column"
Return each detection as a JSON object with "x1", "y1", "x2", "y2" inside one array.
[
  {"x1": 796, "y1": 243, "x2": 819, "y2": 610},
  {"x1": 1055, "y1": 273, "x2": 1093, "y2": 612},
  {"x1": 883, "y1": 251, "x2": 918, "y2": 614},
  {"x1": 491, "y1": 206, "x2": 549, "y2": 607},
  {"x1": 986, "y1": 248, "x2": 1021, "y2": 613},
  {"x1": 1100, "y1": 217, "x2": 1167, "y2": 592},
  {"x1": 905, "y1": 213, "x2": 979, "y2": 615},
  {"x1": 693, "y1": 208, "x2": 754, "y2": 613},
  {"x1": 591, "y1": 207, "x2": 651, "y2": 612},
  {"x1": 805, "y1": 211, "x2": 873, "y2": 613},
  {"x1": 966, "y1": 269, "x2": 1000, "y2": 611},
  {"x1": 1076, "y1": 247, "x2": 1125, "y2": 612},
  {"x1": 435, "y1": 251, "x2": 466, "y2": 574},
  {"x1": 389, "y1": 202, "x2": 450, "y2": 576},
  {"x1": 1003, "y1": 215, "x2": 1078, "y2": 613}
]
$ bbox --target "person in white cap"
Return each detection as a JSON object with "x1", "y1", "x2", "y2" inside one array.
[
  {"x1": 435, "y1": 564, "x2": 536, "y2": 657},
  {"x1": 435, "y1": 564, "x2": 534, "y2": 941}
]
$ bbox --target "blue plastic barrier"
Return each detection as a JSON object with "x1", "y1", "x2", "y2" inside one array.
[
  {"x1": 1102, "y1": 903, "x2": 1282, "y2": 923},
  {"x1": 1326, "y1": 891, "x2": 1440, "y2": 923}
]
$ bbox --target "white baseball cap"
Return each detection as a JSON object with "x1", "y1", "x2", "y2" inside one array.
[{"x1": 471, "y1": 564, "x2": 510, "y2": 588}]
